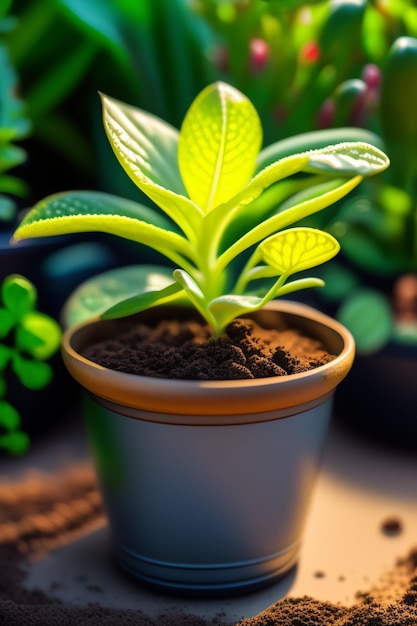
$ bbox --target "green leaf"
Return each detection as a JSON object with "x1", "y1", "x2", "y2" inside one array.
[
  {"x1": 337, "y1": 289, "x2": 393, "y2": 354},
  {"x1": 0, "y1": 400, "x2": 21, "y2": 430},
  {"x1": 101, "y1": 282, "x2": 183, "y2": 320},
  {"x1": 100, "y1": 93, "x2": 202, "y2": 238},
  {"x1": 173, "y1": 269, "x2": 215, "y2": 326},
  {"x1": 208, "y1": 142, "x2": 388, "y2": 252},
  {"x1": 11, "y1": 356, "x2": 53, "y2": 390},
  {"x1": 14, "y1": 190, "x2": 173, "y2": 232},
  {"x1": 256, "y1": 127, "x2": 386, "y2": 172},
  {"x1": 16, "y1": 312, "x2": 61, "y2": 360},
  {"x1": 13, "y1": 192, "x2": 194, "y2": 267},
  {"x1": 0, "y1": 376, "x2": 6, "y2": 398},
  {"x1": 260, "y1": 228, "x2": 340, "y2": 275},
  {"x1": 0, "y1": 195, "x2": 17, "y2": 222},
  {"x1": 304, "y1": 142, "x2": 390, "y2": 176},
  {"x1": 0, "y1": 308, "x2": 15, "y2": 338},
  {"x1": 208, "y1": 294, "x2": 264, "y2": 333},
  {"x1": 218, "y1": 175, "x2": 362, "y2": 272},
  {"x1": 178, "y1": 81, "x2": 262, "y2": 213},
  {"x1": 62, "y1": 265, "x2": 177, "y2": 327},
  {"x1": 0, "y1": 430, "x2": 30, "y2": 456},
  {"x1": 208, "y1": 277, "x2": 326, "y2": 336},
  {"x1": 0, "y1": 343, "x2": 12, "y2": 369},
  {"x1": 1, "y1": 275, "x2": 36, "y2": 318}
]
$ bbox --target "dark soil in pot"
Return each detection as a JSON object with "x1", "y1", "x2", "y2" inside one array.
[{"x1": 82, "y1": 316, "x2": 336, "y2": 380}]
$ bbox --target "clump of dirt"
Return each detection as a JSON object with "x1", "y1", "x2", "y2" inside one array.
[
  {"x1": 237, "y1": 549, "x2": 417, "y2": 625},
  {"x1": 82, "y1": 317, "x2": 336, "y2": 380}
]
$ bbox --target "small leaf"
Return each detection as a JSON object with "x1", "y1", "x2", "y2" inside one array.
[
  {"x1": 1, "y1": 275, "x2": 36, "y2": 318},
  {"x1": 0, "y1": 400, "x2": 21, "y2": 430},
  {"x1": 209, "y1": 294, "x2": 263, "y2": 333},
  {"x1": 11, "y1": 356, "x2": 53, "y2": 390},
  {"x1": 260, "y1": 228, "x2": 340, "y2": 275},
  {"x1": 16, "y1": 312, "x2": 62, "y2": 360},
  {"x1": 178, "y1": 82, "x2": 262, "y2": 212}
]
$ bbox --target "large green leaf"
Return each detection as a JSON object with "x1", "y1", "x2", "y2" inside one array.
[
  {"x1": 13, "y1": 191, "x2": 194, "y2": 267},
  {"x1": 100, "y1": 93, "x2": 202, "y2": 237},
  {"x1": 178, "y1": 81, "x2": 262, "y2": 212}
]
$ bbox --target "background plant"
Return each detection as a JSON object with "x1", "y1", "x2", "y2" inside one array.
[
  {"x1": 0, "y1": 1, "x2": 31, "y2": 226},
  {"x1": 0, "y1": 274, "x2": 61, "y2": 454},
  {"x1": 304, "y1": 34, "x2": 417, "y2": 353}
]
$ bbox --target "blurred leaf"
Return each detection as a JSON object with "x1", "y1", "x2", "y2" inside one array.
[
  {"x1": 0, "y1": 308, "x2": 15, "y2": 339},
  {"x1": 11, "y1": 354, "x2": 53, "y2": 390},
  {"x1": 1, "y1": 274, "x2": 36, "y2": 318},
  {"x1": 16, "y1": 311, "x2": 61, "y2": 360},
  {"x1": 0, "y1": 343, "x2": 12, "y2": 368},
  {"x1": 317, "y1": 260, "x2": 361, "y2": 303},
  {"x1": 0, "y1": 195, "x2": 17, "y2": 223},
  {"x1": 337, "y1": 288, "x2": 393, "y2": 353},
  {"x1": 0, "y1": 400, "x2": 20, "y2": 430},
  {"x1": 0, "y1": 430, "x2": 30, "y2": 455}
]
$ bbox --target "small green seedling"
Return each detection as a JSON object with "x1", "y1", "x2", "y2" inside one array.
[
  {"x1": 0, "y1": 274, "x2": 61, "y2": 454},
  {"x1": 13, "y1": 82, "x2": 389, "y2": 336}
]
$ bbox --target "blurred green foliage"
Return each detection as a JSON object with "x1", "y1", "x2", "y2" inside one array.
[
  {"x1": 0, "y1": 274, "x2": 62, "y2": 455},
  {"x1": 0, "y1": 1, "x2": 31, "y2": 224}
]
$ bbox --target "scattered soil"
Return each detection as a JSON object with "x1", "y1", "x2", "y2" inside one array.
[
  {"x1": 82, "y1": 317, "x2": 336, "y2": 380},
  {"x1": 1, "y1": 468, "x2": 417, "y2": 625},
  {"x1": 381, "y1": 517, "x2": 403, "y2": 537}
]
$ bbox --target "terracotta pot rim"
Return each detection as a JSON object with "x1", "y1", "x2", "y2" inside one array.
[{"x1": 61, "y1": 300, "x2": 355, "y2": 416}]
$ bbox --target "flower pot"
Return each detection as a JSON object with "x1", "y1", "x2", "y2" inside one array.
[{"x1": 61, "y1": 300, "x2": 354, "y2": 596}]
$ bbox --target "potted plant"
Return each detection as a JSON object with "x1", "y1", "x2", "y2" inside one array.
[{"x1": 13, "y1": 82, "x2": 388, "y2": 595}]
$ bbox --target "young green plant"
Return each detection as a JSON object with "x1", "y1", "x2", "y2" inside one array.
[{"x1": 13, "y1": 82, "x2": 389, "y2": 336}]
